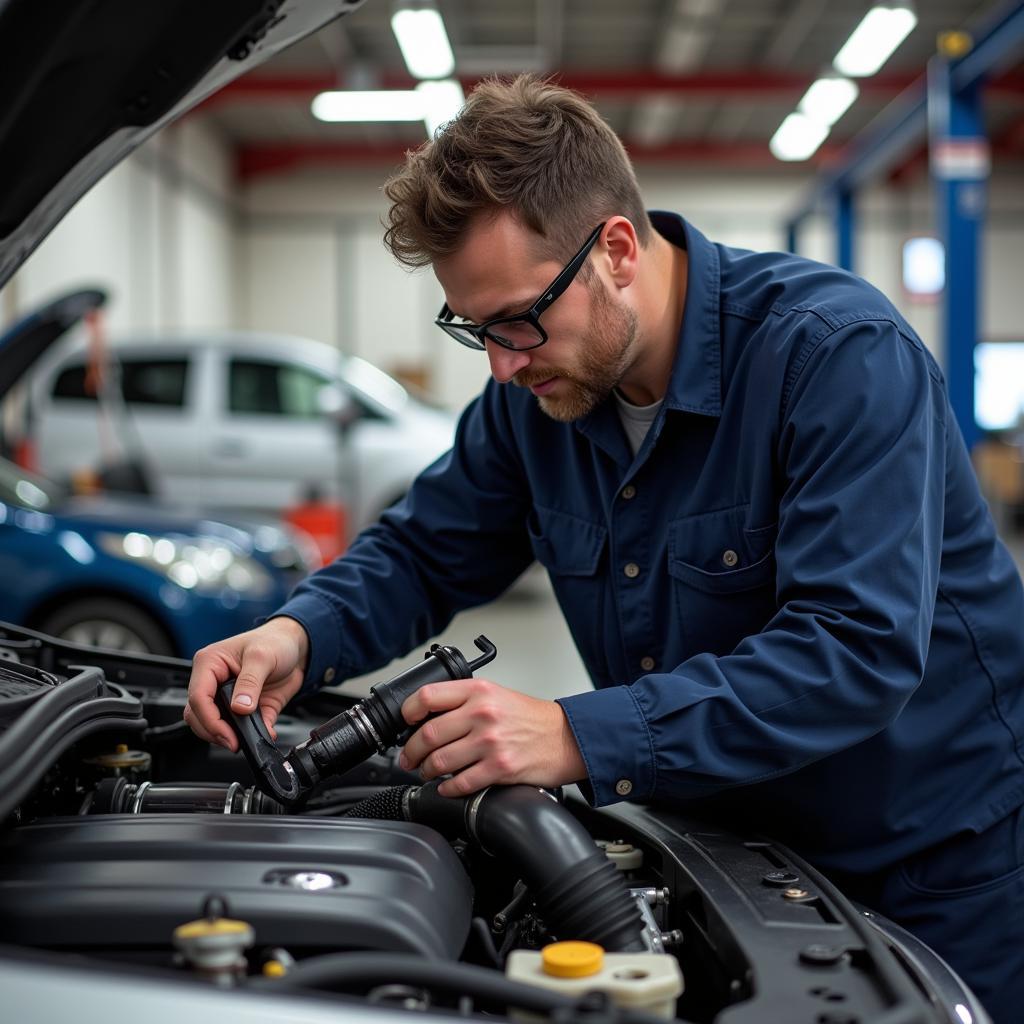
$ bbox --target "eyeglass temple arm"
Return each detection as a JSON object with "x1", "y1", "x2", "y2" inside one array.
[{"x1": 532, "y1": 225, "x2": 604, "y2": 316}]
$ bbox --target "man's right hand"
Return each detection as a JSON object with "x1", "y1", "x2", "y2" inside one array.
[{"x1": 184, "y1": 616, "x2": 310, "y2": 752}]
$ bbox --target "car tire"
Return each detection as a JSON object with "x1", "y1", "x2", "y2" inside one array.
[{"x1": 38, "y1": 598, "x2": 176, "y2": 656}]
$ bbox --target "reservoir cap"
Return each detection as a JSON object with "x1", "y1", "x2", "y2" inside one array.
[{"x1": 542, "y1": 941, "x2": 605, "y2": 978}]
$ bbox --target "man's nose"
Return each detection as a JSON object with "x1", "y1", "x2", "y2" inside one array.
[{"x1": 486, "y1": 342, "x2": 532, "y2": 384}]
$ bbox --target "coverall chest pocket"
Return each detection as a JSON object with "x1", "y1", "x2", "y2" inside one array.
[
  {"x1": 668, "y1": 505, "x2": 778, "y2": 657},
  {"x1": 528, "y1": 505, "x2": 608, "y2": 678}
]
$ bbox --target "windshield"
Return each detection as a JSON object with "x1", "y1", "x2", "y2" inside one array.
[
  {"x1": 339, "y1": 356, "x2": 409, "y2": 414},
  {"x1": 0, "y1": 457, "x2": 64, "y2": 510}
]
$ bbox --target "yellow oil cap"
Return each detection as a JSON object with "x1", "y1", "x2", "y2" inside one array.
[
  {"x1": 174, "y1": 918, "x2": 252, "y2": 940},
  {"x1": 262, "y1": 960, "x2": 288, "y2": 978},
  {"x1": 542, "y1": 941, "x2": 605, "y2": 978}
]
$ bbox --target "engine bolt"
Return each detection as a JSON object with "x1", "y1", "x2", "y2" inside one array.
[{"x1": 762, "y1": 870, "x2": 799, "y2": 887}]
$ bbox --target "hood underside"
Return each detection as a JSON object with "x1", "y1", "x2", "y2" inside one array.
[{"x1": 0, "y1": 0, "x2": 366, "y2": 290}]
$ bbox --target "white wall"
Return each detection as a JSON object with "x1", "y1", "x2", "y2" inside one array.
[
  {"x1": 0, "y1": 118, "x2": 239, "y2": 334},
  {"x1": 239, "y1": 170, "x2": 491, "y2": 411},
  {"x1": 239, "y1": 161, "x2": 1024, "y2": 412}
]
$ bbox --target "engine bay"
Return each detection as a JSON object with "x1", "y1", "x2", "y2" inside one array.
[{"x1": 0, "y1": 623, "x2": 966, "y2": 1024}]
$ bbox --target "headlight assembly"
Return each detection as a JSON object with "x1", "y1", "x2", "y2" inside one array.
[{"x1": 98, "y1": 532, "x2": 275, "y2": 597}]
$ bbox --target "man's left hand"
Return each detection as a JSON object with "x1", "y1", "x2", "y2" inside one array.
[{"x1": 399, "y1": 678, "x2": 587, "y2": 797}]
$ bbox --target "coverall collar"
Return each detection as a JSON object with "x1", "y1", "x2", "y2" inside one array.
[
  {"x1": 574, "y1": 211, "x2": 722, "y2": 467},
  {"x1": 647, "y1": 210, "x2": 722, "y2": 419}
]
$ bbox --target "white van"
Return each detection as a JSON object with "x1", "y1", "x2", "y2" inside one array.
[{"x1": 30, "y1": 331, "x2": 457, "y2": 533}]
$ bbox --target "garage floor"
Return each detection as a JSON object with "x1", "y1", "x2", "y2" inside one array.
[{"x1": 343, "y1": 532, "x2": 1024, "y2": 703}]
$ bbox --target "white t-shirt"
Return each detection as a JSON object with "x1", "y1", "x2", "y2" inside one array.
[{"x1": 614, "y1": 389, "x2": 664, "y2": 457}]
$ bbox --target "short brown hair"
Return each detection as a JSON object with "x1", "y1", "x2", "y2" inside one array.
[{"x1": 383, "y1": 75, "x2": 651, "y2": 269}]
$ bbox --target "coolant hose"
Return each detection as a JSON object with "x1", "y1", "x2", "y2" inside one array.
[{"x1": 346, "y1": 783, "x2": 645, "y2": 953}]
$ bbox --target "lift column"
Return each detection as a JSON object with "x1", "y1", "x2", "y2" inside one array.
[{"x1": 928, "y1": 35, "x2": 988, "y2": 451}]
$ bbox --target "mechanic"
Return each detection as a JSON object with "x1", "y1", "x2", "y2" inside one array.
[{"x1": 186, "y1": 76, "x2": 1024, "y2": 1020}]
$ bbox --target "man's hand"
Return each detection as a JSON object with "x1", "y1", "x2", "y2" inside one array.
[
  {"x1": 184, "y1": 617, "x2": 310, "y2": 752},
  {"x1": 398, "y1": 678, "x2": 587, "y2": 797}
]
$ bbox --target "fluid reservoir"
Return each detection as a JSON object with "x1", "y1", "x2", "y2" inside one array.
[{"x1": 506, "y1": 941, "x2": 683, "y2": 1019}]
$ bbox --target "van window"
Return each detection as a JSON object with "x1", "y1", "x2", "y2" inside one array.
[
  {"x1": 121, "y1": 360, "x2": 188, "y2": 406},
  {"x1": 51, "y1": 359, "x2": 188, "y2": 407},
  {"x1": 229, "y1": 359, "x2": 331, "y2": 418},
  {"x1": 52, "y1": 364, "x2": 98, "y2": 401}
]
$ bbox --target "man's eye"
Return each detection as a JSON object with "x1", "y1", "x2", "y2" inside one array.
[{"x1": 489, "y1": 320, "x2": 544, "y2": 347}]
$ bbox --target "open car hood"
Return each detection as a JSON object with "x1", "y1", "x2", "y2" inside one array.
[
  {"x1": 0, "y1": 0, "x2": 366, "y2": 290},
  {"x1": 0, "y1": 287, "x2": 105, "y2": 401}
]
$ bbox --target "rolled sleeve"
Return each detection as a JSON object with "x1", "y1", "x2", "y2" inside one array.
[{"x1": 557, "y1": 685, "x2": 657, "y2": 805}]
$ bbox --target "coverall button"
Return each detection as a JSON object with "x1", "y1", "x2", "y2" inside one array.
[
  {"x1": 624, "y1": 562, "x2": 640, "y2": 579},
  {"x1": 323, "y1": 667, "x2": 336, "y2": 684},
  {"x1": 615, "y1": 779, "x2": 633, "y2": 797},
  {"x1": 640, "y1": 656, "x2": 656, "y2": 672},
  {"x1": 621, "y1": 484, "x2": 637, "y2": 500},
  {"x1": 721, "y1": 549, "x2": 739, "y2": 568}
]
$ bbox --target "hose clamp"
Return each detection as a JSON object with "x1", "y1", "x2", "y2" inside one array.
[
  {"x1": 401, "y1": 785, "x2": 416, "y2": 821},
  {"x1": 129, "y1": 780, "x2": 151, "y2": 814},
  {"x1": 223, "y1": 781, "x2": 242, "y2": 814},
  {"x1": 350, "y1": 705, "x2": 387, "y2": 755},
  {"x1": 466, "y1": 787, "x2": 491, "y2": 851}
]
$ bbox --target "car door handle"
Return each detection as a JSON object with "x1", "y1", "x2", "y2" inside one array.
[{"x1": 212, "y1": 438, "x2": 248, "y2": 458}]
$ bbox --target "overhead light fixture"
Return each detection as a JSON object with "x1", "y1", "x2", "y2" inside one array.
[
  {"x1": 769, "y1": 112, "x2": 830, "y2": 161},
  {"x1": 391, "y1": 5, "x2": 455, "y2": 80},
  {"x1": 416, "y1": 79, "x2": 466, "y2": 137},
  {"x1": 833, "y1": 4, "x2": 917, "y2": 77},
  {"x1": 798, "y1": 76, "x2": 859, "y2": 127},
  {"x1": 311, "y1": 90, "x2": 422, "y2": 122},
  {"x1": 311, "y1": 82, "x2": 464, "y2": 137}
]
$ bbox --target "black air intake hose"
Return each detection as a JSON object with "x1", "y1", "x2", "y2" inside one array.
[{"x1": 346, "y1": 783, "x2": 645, "y2": 953}]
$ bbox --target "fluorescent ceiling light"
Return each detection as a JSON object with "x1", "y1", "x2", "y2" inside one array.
[
  {"x1": 312, "y1": 81, "x2": 465, "y2": 137},
  {"x1": 769, "y1": 112, "x2": 830, "y2": 161},
  {"x1": 798, "y1": 76, "x2": 859, "y2": 127},
  {"x1": 833, "y1": 5, "x2": 917, "y2": 77},
  {"x1": 417, "y1": 79, "x2": 465, "y2": 137},
  {"x1": 312, "y1": 90, "x2": 422, "y2": 122},
  {"x1": 391, "y1": 7, "x2": 455, "y2": 79}
]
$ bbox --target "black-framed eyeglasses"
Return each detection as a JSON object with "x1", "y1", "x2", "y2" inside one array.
[{"x1": 435, "y1": 223, "x2": 606, "y2": 352}]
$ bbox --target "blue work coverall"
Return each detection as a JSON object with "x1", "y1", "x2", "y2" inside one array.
[{"x1": 277, "y1": 213, "x2": 1024, "y2": 1018}]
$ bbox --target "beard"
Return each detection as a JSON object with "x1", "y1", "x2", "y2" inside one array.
[{"x1": 514, "y1": 285, "x2": 639, "y2": 422}]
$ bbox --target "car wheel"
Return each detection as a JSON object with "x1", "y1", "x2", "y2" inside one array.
[{"x1": 38, "y1": 598, "x2": 176, "y2": 655}]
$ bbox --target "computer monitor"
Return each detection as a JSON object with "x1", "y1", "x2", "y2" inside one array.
[{"x1": 974, "y1": 342, "x2": 1024, "y2": 433}]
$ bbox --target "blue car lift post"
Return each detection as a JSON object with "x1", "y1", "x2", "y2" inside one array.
[{"x1": 784, "y1": 1, "x2": 1024, "y2": 451}]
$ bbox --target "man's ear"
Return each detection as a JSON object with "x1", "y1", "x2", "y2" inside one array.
[{"x1": 600, "y1": 217, "x2": 640, "y2": 289}]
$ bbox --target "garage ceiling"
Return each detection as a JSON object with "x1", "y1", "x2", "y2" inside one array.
[{"x1": 196, "y1": 0, "x2": 1024, "y2": 179}]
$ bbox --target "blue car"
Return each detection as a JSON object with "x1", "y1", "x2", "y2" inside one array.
[{"x1": 0, "y1": 454, "x2": 316, "y2": 655}]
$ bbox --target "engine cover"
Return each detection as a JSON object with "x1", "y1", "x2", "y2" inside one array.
[{"x1": 0, "y1": 814, "x2": 473, "y2": 958}]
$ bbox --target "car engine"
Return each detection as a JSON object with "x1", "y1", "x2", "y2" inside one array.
[{"x1": 0, "y1": 623, "x2": 979, "y2": 1024}]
